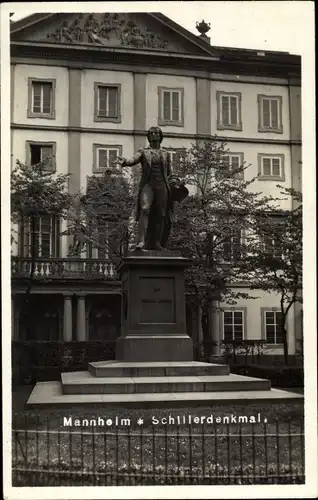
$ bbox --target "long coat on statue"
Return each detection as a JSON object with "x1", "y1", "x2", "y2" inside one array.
[{"x1": 123, "y1": 147, "x2": 183, "y2": 248}]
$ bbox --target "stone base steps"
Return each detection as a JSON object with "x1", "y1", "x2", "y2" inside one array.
[
  {"x1": 26, "y1": 381, "x2": 303, "y2": 409},
  {"x1": 26, "y1": 361, "x2": 304, "y2": 408},
  {"x1": 61, "y1": 371, "x2": 270, "y2": 395},
  {"x1": 88, "y1": 361, "x2": 230, "y2": 377}
]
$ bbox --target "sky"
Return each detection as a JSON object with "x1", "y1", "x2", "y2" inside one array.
[{"x1": 6, "y1": 1, "x2": 314, "y2": 56}]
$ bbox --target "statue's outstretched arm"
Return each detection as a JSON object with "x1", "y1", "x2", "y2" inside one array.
[{"x1": 120, "y1": 149, "x2": 143, "y2": 167}]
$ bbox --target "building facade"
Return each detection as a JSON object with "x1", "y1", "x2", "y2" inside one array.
[{"x1": 10, "y1": 13, "x2": 302, "y2": 381}]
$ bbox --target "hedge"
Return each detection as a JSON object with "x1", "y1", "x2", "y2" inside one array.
[{"x1": 231, "y1": 364, "x2": 304, "y2": 388}]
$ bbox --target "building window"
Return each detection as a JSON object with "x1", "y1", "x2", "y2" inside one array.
[
  {"x1": 223, "y1": 229, "x2": 243, "y2": 262},
  {"x1": 223, "y1": 153, "x2": 244, "y2": 179},
  {"x1": 158, "y1": 88, "x2": 184, "y2": 126},
  {"x1": 166, "y1": 148, "x2": 186, "y2": 172},
  {"x1": 27, "y1": 78, "x2": 55, "y2": 119},
  {"x1": 93, "y1": 145, "x2": 122, "y2": 173},
  {"x1": 262, "y1": 309, "x2": 284, "y2": 344},
  {"x1": 258, "y1": 95, "x2": 283, "y2": 133},
  {"x1": 94, "y1": 83, "x2": 121, "y2": 122},
  {"x1": 217, "y1": 92, "x2": 242, "y2": 131},
  {"x1": 257, "y1": 214, "x2": 285, "y2": 259},
  {"x1": 222, "y1": 309, "x2": 245, "y2": 341},
  {"x1": 26, "y1": 141, "x2": 56, "y2": 171},
  {"x1": 258, "y1": 154, "x2": 285, "y2": 181},
  {"x1": 19, "y1": 215, "x2": 60, "y2": 258}
]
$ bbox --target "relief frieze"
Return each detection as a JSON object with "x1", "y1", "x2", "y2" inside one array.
[{"x1": 45, "y1": 13, "x2": 169, "y2": 50}]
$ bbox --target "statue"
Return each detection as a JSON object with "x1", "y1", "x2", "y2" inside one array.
[{"x1": 115, "y1": 126, "x2": 188, "y2": 251}]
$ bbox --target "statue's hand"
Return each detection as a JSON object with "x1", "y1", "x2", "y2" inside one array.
[{"x1": 113, "y1": 156, "x2": 126, "y2": 167}]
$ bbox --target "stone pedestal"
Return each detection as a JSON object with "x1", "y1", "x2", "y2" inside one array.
[{"x1": 115, "y1": 251, "x2": 194, "y2": 362}]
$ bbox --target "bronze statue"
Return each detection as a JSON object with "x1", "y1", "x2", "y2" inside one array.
[{"x1": 116, "y1": 126, "x2": 188, "y2": 251}]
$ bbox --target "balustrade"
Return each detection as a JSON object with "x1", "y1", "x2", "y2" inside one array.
[{"x1": 11, "y1": 257, "x2": 118, "y2": 279}]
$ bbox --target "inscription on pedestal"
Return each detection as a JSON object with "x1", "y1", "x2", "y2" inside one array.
[{"x1": 139, "y1": 277, "x2": 175, "y2": 324}]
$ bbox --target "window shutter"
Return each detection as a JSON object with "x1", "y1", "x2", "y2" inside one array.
[
  {"x1": 171, "y1": 92, "x2": 180, "y2": 121},
  {"x1": 230, "y1": 96, "x2": 238, "y2": 125},
  {"x1": 262, "y1": 158, "x2": 271, "y2": 176},
  {"x1": 221, "y1": 96, "x2": 229, "y2": 125},
  {"x1": 98, "y1": 87, "x2": 107, "y2": 117},
  {"x1": 41, "y1": 146, "x2": 52, "y2": 160},
  {"x1": 163, "y1": 91, "x2": 171, "y2": 121},
  {"x1": 41, "y1": 146, "x2": 53, "y2": 169},
  {"x1": 223, "y1": 155, "x2": 230, "y2": 169},
  {"x1": 32, "y1": 83, "x2": 42, "y2": 113},
  {"x1": 233, "y1": 311, "x2": 243, "y2": 340},
  {"x1": 42, "y1": 83, "x2": 52, "y2": 114},
  {"x1": 270, "y1": 99, "x2": 278, "y2": 128},
  {"x1": 40, "y1": 215, "x2": 52, "y2": 258},
  {"x1": 223, "y1": 311, "x2": 233, "y2": 341},
  {"x1": 231, "y1": 156, "x2": 240, "y2": 170},
  {"x1": 107, "y1": 87, "x2": 118, "y2": 118},
  {"x1": 272, "y1": 158, "x2": 280, "y2": 176},
  {"x1": 265, "y1": 312, "x2": 275, "y2": 343},
  {"x1": 98, "y1": 149, "x2": 107, "y2": 169},
  {"x1": 108, "y1": 149, "x2": 119, "y2": 167},
  {"x1": 262, "y1": 98, "x2": 270, "y2": 127},
  {"x1": 276, "y1": 312, "x2": 284, "y2": 343}
]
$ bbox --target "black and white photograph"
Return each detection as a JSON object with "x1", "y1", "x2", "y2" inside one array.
[{"x1": 1, "y1": 1, "x2": 316, "y2": 499}]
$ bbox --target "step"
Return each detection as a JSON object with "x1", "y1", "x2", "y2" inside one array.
[
  {"x1": 88, "y1": 361, "x2": 230, "y2": 378},
  {"x1": 61, "y1": 371, "x2": 271, "y2": 395},
  {"x1": 26, "y1": 381, "x2": 304, "y2": 409}
]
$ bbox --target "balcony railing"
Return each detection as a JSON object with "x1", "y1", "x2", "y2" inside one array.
[{"x1": 11, "y1": 257, "x2": 118, "y2": 280}]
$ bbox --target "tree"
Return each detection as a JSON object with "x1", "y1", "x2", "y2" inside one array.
[
  {"x1": 166, "y1": 138, "x2": 283, "y2": 356},
  {"x1": 11, "y1": 159, "x2": 72, "y2": 336},
  {"x1": 242, "y1": 186, "x2": 302, "y2": 365},
  {"x1": 68, "y1": 167, "x2": 135, "y2": 263},
  {"x1": 168, "y1": 138, "x2": 280, "y2": 306}
]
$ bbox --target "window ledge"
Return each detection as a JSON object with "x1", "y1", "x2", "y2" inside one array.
[
  {"x1": 94, "y1": 116, "x2": 122, "y2": 123},
  {"x1": 27, "y1": 112, "x2": 56, "y2": 120},
  {"x1": 217, "y1": 124, "x2": 243, "y2": 132},
  {"x1": 158, "y1": 119, "x2": 184, "y2": 127},
  {"x1": 258, "y1": 175, "x2": 285, "y2": 182},
  {"x1": 258, "y1": 126, "x2": 283, "y2": 134}
]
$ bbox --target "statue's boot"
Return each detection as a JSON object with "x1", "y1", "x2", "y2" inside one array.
[{"x1": 135, "y1": 213, "x2": 148, "y2": 250}]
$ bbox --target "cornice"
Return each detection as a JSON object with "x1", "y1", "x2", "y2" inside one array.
[
  {"x1": 10, "y1": 123, "x2": 302, "y2": 146},
  {"x1": 10, "y1": 41, "x2": 300, "y2": 78}
]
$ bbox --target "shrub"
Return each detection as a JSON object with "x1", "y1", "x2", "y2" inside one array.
[{"x1": 231, "y1": 364, "x2": 304, "y2": 388}]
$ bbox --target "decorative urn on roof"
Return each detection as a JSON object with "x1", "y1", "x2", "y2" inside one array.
[{"x1": 195, "y1": 20, "x2": 211, "y2": 43}]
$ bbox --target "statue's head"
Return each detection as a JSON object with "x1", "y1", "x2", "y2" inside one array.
[{"x1": 147, "y1": 126, "x2": 163, "y2": 144}]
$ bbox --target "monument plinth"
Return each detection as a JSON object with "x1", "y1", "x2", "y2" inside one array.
[{"x1": 115, "y1": 251, "x2": 194, "y2": 362}]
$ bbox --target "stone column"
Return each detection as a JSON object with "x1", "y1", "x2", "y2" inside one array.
[
  {"x1": 63, "y1": 295, "x2": 73, "y2": 342},
  {"x1": 76, "y1": 294, "x2": 86, "y2": 341},
  {"x1": 209, "y1": 300, "x2": 221, "y2": 356}
]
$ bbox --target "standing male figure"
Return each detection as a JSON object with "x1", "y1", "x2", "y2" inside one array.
[{"x1": 116, "y1": 126, "x2": 186, "y2": 251}]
